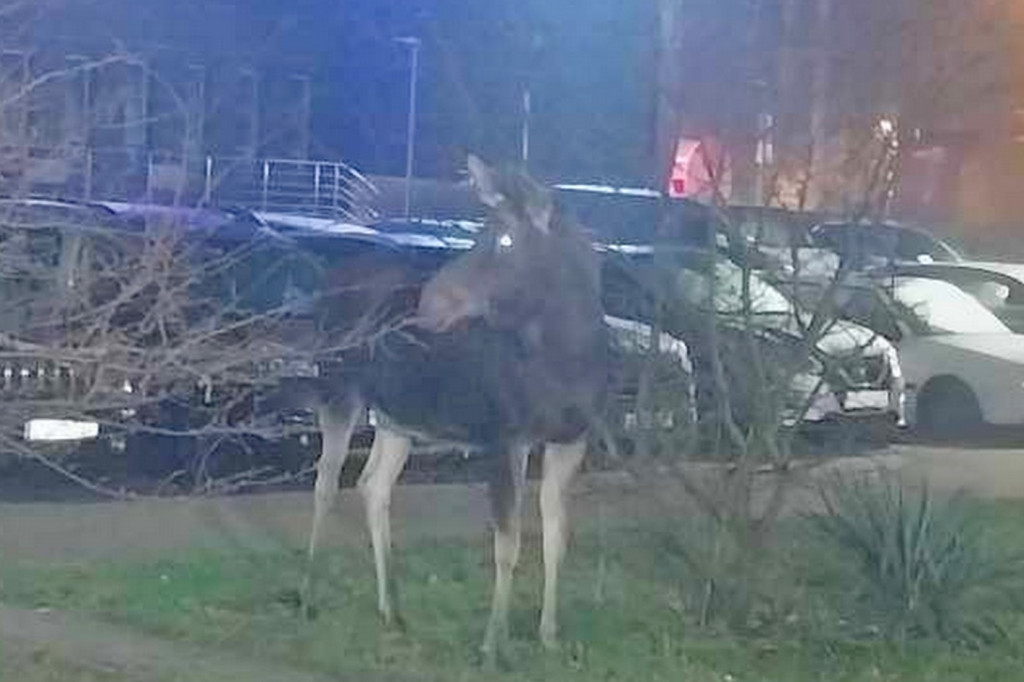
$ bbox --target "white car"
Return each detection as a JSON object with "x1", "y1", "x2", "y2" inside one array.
[
  {"x1": 874, "y1": 260, "x2": 1024, "y2": 334},
  {"x1": 834, "y1": 275, "x2": 1024, "y2": 436},
  {"x1": 673, "y1": 260, "x2": 904, "y2": 428},
  {"x1": 604, "y1": 314, "x2": 697, "y2": 436},
  {"x1": 748, "y1": 220, "x2": 964, "y2": 283}
]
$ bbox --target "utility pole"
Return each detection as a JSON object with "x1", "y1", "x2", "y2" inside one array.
[
  {"x1": 395, "y1": 36, "x2": 421, "y2": 219},
  {"x1": 520, "y1": 88, "x2": 531, "y2": 168},
  {"x1": 520, "y1": 32, "x2": 543, "y2": 170}
]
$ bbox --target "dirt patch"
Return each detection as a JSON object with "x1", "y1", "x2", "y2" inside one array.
[
  {"x1": 2, "y1": 445, "x2": 1023, "y2": 565},
  {"x1": 0, "y1": 603, "x2": 356, "y2": 682},
  {"x1": 0, "y1": 474, "x2": 675, "y2": 563}
]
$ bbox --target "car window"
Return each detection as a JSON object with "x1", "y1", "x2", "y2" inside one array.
[
  {"x1": 895, "y1": 229, "x2": 957, "y2": 263},
  {"x1": 891, "y1": 277, "x2": 1011, "y2": 335},
  {"x1": 813, "y1": 222, "x2": 958, "y2": 266},
  {"x1": 555, "y1": 190, "x2": 670, "y2": 245},
  {"x1": 812, "y1": 223, "x2": 895, "y2": 263},
  {"x1": 0, "y1": 226, "x2": 61, "y2": 275},
  {"x1": 677, "y1": 260, "x2": 793, "y2": 318},
  {"x1": 835, "y1": 287, "x2": 903, "y2": 342},
  {"x1": 811, "y1": 224, "x2": 844, "y2": 251},
  {"x1": 861, "y1": 226, "x2": 898, "y2": 260},
  {"x1": 737, "y1": 215, "x2": 805, "y2": 249}
]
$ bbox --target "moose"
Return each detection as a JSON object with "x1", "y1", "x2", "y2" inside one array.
[{"x1": 301, "y1": 155, "x2": 609, "y2": 663}]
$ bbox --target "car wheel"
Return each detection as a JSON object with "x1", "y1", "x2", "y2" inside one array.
[{"x1": 916, "y1": 378, "x2": 983, "y2": 440}]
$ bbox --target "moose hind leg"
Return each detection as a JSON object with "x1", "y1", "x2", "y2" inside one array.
[
  {"x1": 357, "y1": 426, "x2": 411, "y2": 626},
  {"x1": 302, "y1": 395, "x2": 364, "y2": 615},
  {"x1": 481, "y1": 443, "x2": 530, "y2": 665},
  {"x1": 539, "y1": 438, "x2": 586, "y2": 649}
]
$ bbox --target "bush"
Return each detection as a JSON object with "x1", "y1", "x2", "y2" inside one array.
[{"x1": 808, "y1": 469, "x2": 1024, "y2": 646}]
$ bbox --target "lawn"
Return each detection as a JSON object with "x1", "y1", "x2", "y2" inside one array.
[{"x1": 2, "y1": 501, "x2": 1024, "y2": 681}]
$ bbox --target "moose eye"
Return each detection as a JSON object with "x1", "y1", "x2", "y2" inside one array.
[{"x1": 497, "y1": 233, "x2": 514, "y2": 249}]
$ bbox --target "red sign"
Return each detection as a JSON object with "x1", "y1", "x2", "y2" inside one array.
[{"x1": 668, "y1": 136, "x2": 732, "y2": 203}]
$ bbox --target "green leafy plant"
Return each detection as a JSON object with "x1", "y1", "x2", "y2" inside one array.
[{"x1": 808, "y1": 469, "x2": 1024, "y2": 646}]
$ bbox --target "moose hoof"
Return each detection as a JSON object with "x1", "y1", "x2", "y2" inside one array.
[
  {"x1": 539, "y1": 617, "x2": 561, "y2": 651},
  {"x1": 381, "y1": 608, "x2": 407, "y2": 633},
  {"x1": 478, "y1": 643, "x2": 512, "y2": 672},
  {"x1": 301, "y1": 602, "x2": 319, "y2": 621},
  {"x1": 297, "y1": 586, "x2": 318, "y2": 620}
]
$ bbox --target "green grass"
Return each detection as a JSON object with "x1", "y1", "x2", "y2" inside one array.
[{"x1": 3, "y1": 504, "x2": 1024, "y2": 681}]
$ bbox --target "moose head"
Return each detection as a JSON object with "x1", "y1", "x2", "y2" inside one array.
[{"x1": 417, "y1": 155, "x2": 588, "y2": 334}]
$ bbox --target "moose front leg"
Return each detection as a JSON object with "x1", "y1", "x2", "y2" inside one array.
[
  {"x1": 302, "y1": 395, "x2": 363, "y2": 617},
  {"x1": 481, "y1": 443, "x2": 530, "y2": 667},
  {"x1": 358, "y1": 426, "x2": 411, "y2": 627},
  {"x1": 539, "y1": 438, "x2": 586, "y2": 649}
]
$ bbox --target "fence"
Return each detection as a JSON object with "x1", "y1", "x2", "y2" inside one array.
[{"x1": 0, "y1": 146, "x2": 379, "y2": 223}]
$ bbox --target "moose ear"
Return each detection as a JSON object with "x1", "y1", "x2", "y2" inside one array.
[
  {"x1": 522, "y1": 177, "x2": 553, "y2": 234},
  {"x1": 467, "y1": 154, "x2": 504, "y2": 208}
]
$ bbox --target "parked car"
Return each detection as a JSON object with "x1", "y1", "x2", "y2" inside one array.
[
  {"x1": 601, "y1": 248, "x2": 905, "y2": 435},
  {"x1": 808, "y1": 220, "x2": 963, "y2": 270},
  {"x1": 727, "y1": 205, "x2": 841, "y2": 279},
  {"x1": 0, "y1": 198, "x2": 137, "y2": 449},
  {"x1": 555, "y1": 186, "x2": 848, "y2": 285},
  {"x1": 0, "y1": 199, "x2": 319, "y2": 474},
  {"x1": 803, "y1": 273, "x2": 1024, "y2": 437},
  {"x1": 548, "y1": 188, "x2": 903, "y2": 435},
  {"x1": 871, "y1": 261, "x2": 1024, "y2": 333}
]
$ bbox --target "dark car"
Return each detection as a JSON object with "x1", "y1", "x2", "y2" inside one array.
[
  {"x1": 809, "y1": 220, "x2": 963, "y2": 269},
  {"x1": 0, "y1": 200, "x2": 129, "y2": 412}
]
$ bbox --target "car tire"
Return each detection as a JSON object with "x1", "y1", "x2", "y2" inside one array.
[{"x1": 916, "y1": 378, "x2": 983, "y2": 441}]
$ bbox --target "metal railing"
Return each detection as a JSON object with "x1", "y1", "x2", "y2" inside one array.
[{"x1": 0, "y1": 146, "x2": 379, "y2": 223}]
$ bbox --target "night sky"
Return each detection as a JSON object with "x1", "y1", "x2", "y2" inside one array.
[
  {"x1": 16, "y1": 0, "x2": 659, "y2": 184},
  {"x1": 319, "y1": 0, "x2": 658, "y2": 183}
]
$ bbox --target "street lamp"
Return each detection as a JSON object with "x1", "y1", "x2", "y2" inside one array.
[
  {"x1": 394, "y1": 36, "x2": 421, "y2": 219},
  {"x1": 520, "y1": 32, "x2": 544, "y2": 170}
]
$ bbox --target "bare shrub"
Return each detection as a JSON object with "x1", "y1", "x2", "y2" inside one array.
[{"x1": 0, "y1": 202, "x2": 379, "y2": 495}]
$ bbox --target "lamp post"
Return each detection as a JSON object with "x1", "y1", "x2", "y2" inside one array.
[
  {"x1": 520, "y1": 87, "x2": 531, "y2": 168},
  {"x1": 394, "y1": 36, "x2": 421, "y2": 219}
]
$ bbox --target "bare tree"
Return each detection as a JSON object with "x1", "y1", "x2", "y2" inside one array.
[
  {"x1": 597, "y1": 0, "x2": 987, "y2": 630},
  {"x1": 0, "y1": 201, "x2": 377, "y2": 494}
]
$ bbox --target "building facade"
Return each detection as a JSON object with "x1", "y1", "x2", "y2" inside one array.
[
  {"x1": 0, "y1": 0, "x2": 319, "y2": 202},
  {"x1": 1, "y1": 0, "x2": 1020, "y2": 233}
]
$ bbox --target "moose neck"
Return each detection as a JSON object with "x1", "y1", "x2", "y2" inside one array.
[{"x1": 517, "y1": 219, "x2": 603, "y2": 351}]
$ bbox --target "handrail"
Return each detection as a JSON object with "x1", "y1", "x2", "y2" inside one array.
[{"x1": 0, "y1": 146, "x2": 379, "y2": 224}]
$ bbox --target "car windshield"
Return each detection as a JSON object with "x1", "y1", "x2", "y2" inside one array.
[
  {"x1": 890, "y1": 277, "x2": 1010, "y2": 335},
  {"x1": 737, "y1": 215, "x2": 809, "y2": 249},
  {"x1": 890, "y1": 227, "x2": 960, "y2": 262},
  {"x1": 814, "y1": 223, "x2": 960, "y2": 263},
  {"x1": 556, "y1": 189, "x2": 719, "y2": 248},
  {"x1": 555, "y1": 188, "x2": 660, "y2": 245}
]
